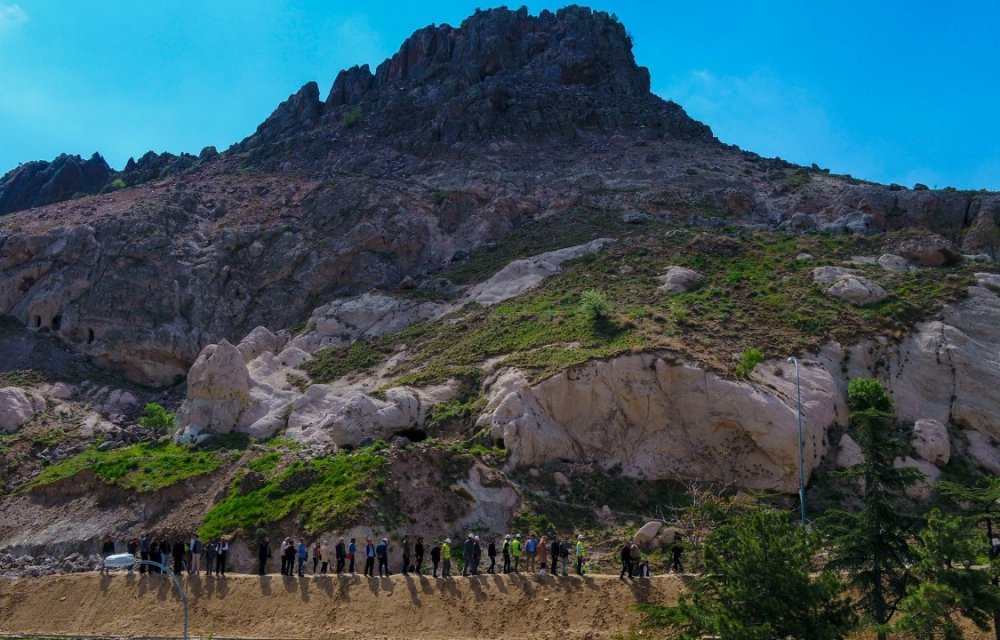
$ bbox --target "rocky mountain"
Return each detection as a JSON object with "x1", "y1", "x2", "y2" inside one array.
[{"x1": 0, "y1": 5, "x2": 999, "y2": 572}]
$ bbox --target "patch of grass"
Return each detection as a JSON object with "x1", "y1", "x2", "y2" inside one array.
[
  {"x1": 24, "y1": 441, "x2": 226, "y2": 492},
  {"x1": 199, "y1": 448, "x2": 386, "y2": 539},
  {"x1": 733, "y1": 346, "x2": 764, "y2": 379},
  {"x1": 300, "y1": 341, "x2": 385, "y2": 383},
  {"x1": 31, "y1": 428, "x2": 69, "y2": 449},
  {"x1": 0, "y1": 369, "x2": 47, "y2": 388},
  {"x1": 246, "y1": 450, "x2": 282, "y2": 474},
  {"x1": 342, "y1": 106, "x2": 361, "y2": 128}
]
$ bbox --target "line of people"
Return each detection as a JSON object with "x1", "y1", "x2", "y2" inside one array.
[
  {"x1": 102, "y1": 533, "x2": 229, "y2": 576},
  {"x1": 254, "y1": 532, "x2": 591, "y2": 578}
]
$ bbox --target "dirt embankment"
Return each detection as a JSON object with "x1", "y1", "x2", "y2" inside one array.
[{"x1": 0, "y1": 572, "x2": 683, "y2": 640}]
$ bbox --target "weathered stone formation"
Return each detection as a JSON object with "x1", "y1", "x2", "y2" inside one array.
[{"x1": 0, "y1": 153, "x2": 111, "y2": 216}]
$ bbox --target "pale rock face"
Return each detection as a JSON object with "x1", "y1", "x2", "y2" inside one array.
[
  {"x1": 285, "y1": 384, "x2": 426, "y2": 448},
  {"x1": 878, "y1": 254, "x2": 912, "y2": 272},
  {"x1": 897, "y1": 233, "x2": 960, "y2": 266},
  {"x1": 911, "y1": 419, "x2": 950, "y2": 466},
  {"x1": 825, "y1": 275, "x2": 888, "y2": 306},
  {"x1": 289, "y1": 293, "x2": 442, "y2": 353},
  {"x1": 46, "y1": 382, "x2": 75, "y2": 400},
  {"x1": 811, "y1": 266, "x2": 857, "y2": 285},
  {"x1": 453, "y1": 462, "x2": 520, "y2": 533},
  {"x1": 656, "y1": 266, "x2": 704, "y2": 293},
  {"x1": 176, "y1": 340, "x2": 251, "y2": 433},
  {"x1": 479, "y1": 355, "x2": 847, "y2": 492},
  {"x1": 0, "y1": 387, "x2": 38, "y2": 432},
  {"x1": 634, "y1": 521, "x2": 662, "y2": 547},
  {"x1": 466, "y1": 238, "x2": 612, "y2": 306},
  {"x1": 237, "y1": 326, "x2": 283, "y2": 363},
  {"x1": 835, "y1": 434, "x2": 864, "y2": 468},
  {"x1": 965, "y1": 430, "x2": 1000, "y2": 474}
]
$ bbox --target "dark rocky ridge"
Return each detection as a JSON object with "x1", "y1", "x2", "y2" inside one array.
[{"x1": 239, "y1": 6, "x2": 713, "y2": 163}]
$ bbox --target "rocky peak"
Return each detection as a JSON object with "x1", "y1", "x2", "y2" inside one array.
[{"x1": 0, "y1": 153, "x2": 111, "y2": 216}]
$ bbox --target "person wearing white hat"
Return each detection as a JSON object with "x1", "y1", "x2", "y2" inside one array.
[
  {"x1": 472, "y1": 535, "x2": 482, "y2": 575},
  {"x1": 462, "y1": 533, "x2": 475, "y2": 576},
  {"x1": 575, "y1": 534, "x2": 586, "y2": 575},
  {"x1": 442, "y1": 538, "x2": 453, "y2": 578},
  {"x1": 376, "y1": 537, "x2": 390, "y2": 577},
  {"x1": 502, "y1": 534, "x2": 512, "y2": 574}
]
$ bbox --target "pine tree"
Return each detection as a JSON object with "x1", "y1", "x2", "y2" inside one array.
[
  {"x1": 820, "y1": 377, "x2": 922, "y2": 640},
  {"x1": 937, "y1": 477, "x2": 1000, "y2": 640},
  {"x1": 894, "y1": 508, "x2": 1000, "y2": 639},
  {"x1": 666, "y1": 507, "x2": 854, "y2": 640}
]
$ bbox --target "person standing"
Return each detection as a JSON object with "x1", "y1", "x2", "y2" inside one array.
[
  {"x1": 160, "y1": 539, "x2": 171, "y2": 574},
  {"x1": 401, "y1": 534, "x2": 411, "y2": 575},
  {"x1": 538, "y1": 537, "x2": 548, "y2": 574},
  {"x1": 364, "y1": 538, "x2": 376, "y2": 577},
  {"x1": 414, "y1": 536, "x2": 425, "y2": 575},
  {"x1": 472, "y1": 535, "x2": 482, "y2": 575},
  {"x1": 100, "y1": 535, "x2": 115, "y2": 574},
  {"x1": 149, "y1": 537, "x2": 161, "y2": 573},
  {"x1": 487, "y1": 537, "x2": 497, "y2": 574},
  {"x1": 312, "y1": 540, "x2": 322, "y2": 574},
  {"x1": 462, "y1": 534, "x2": 475, "y2": 577},
  {"x1": 139, "y1": 533, "x2": 151, "y2": 574},
  {"x1": 431, "y1": 542, "x2": 441, "y2": 578},
  {"x1": 348, "y1": 538, "x2": 357, "y2": 575},
  {"x1": 670, "y1": 533, "x2": 684, "y2": 573},
  {"x1": 620, "y1": 542, "x2": 632, "y2": 579},
  {"x1": 127, "y1": 537, "x2": 139, "y2": 559},
  {"x1": 525, "y1": 534, "x2": 538, "y2": 573},
  {"x1": 217, "y1": 538, "x2": 229, "y2": 576},
  {"x1": 560, "y1": 538, "x2": 570, "y2": 576},
  {"x1": 575, "y1": 535, "x2": 586, "y2": 575},
  {"x1": 629, "y1": 542, "x2": 641, "y2": 578},
  {"x1": 258, "y1": 536, "x2": 271, "y2": 576},
  {"x1": 205, "y1": 540, "x2": 217, "y2": 576},
  {"x1": 283, "y1": 539, "x2": 296, "y2": 576},
  {"x1": 172, "y1": 539, "x2": 185, "y2": 575},
  {"x1": 189, "y1": 534, "x2": 202, "y2": 574},
  {"x1": 320, "y1": 540, "x2": 330, "y2": 574},
  {"x1": 376, "y1": 538, "x2": 390, "y2": 577},
  {"x1": 550, "y1": 535, "x2": 561, "y2": 576},
  {"x1": 511, "y1": 534, "x2": 522, "y2": 572},
  {"x1": 280, "y1": 537, "x2": 291, "y2": 576},
  {"x1": 441, "y1": 538, "x2": 452, "y2": 578},
  {"x1": 502, "y1": 535, "x2": 512, "y2": 574},
  {"x1": 296, "y1": 539, "x2": 308, "y2": 576},
  {"x1": 335, "y1": 537, "x2": 347, "y2": 575}
]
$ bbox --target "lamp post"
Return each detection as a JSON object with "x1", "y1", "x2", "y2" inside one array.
[
  {"x1": 103, "y1": 553, "x2": 188, "y2": 639},
  {"x1": 787, "y1": 356, "x2": 806, "y2": 526}
]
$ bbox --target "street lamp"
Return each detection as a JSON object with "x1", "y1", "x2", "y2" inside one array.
[
  {"x1": 787, "y1": 356, "x2": 806, "y2": 526},
  {"x1": 103, "y1": 553, "x2": 188, "y2": 639}
]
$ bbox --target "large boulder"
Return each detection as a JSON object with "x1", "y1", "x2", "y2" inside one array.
[
  {"x1": 285, "y1": 384, "x2": 426, "y2": 448},
  {"x1": 657, "y1": 266, "x2": 704, "y2": 293},
  {"x1": 478, "y1": 355, "x2": 847, "y2": 493},
  {"x1": 467, "y1": 239, "x2": 612, "y2": 306},
  {"x1": 965, "y1": 430, "x2": 1000, "y2": 474},
  {"x1": 911, "y1": 418, "x2": 950, "y2": 466},
  {"x1": 633, "y1": 521, "x2": 663, "y2": 548},
  {"x1": 176, "y1": 340, "x2": 251, "y2": 433},
  {"x1": 897, "y1": 233, "x2": 961, "y2": 266},
  {"x1": 0, "y1": 387, "x2": 39, "y2": 432},
  {"x1": 825, "y1": 275, "x2": 888, "y2": 306},
  {"x1": 878, "y1": 254, "x2": 911, "y2": 272},
  {"x1": 834, "y1": 433, "x2": 864, "y2": 468},
  {"x1": 811, "y1": 266, "x2": 857, "y2": 285}
]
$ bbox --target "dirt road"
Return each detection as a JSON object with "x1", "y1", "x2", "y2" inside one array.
[{"x1": 0, "y1": 571, "x2": 684, "y2": 639}]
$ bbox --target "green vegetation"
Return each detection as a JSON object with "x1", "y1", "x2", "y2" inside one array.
[
  {"x1": 579, "y1": 288, "x2": 610, "y2": 322},
  {"x1": 24, "y1": 441, "x2": 227, "y2": 492},
  {"x1": 301, "y1": 341, "x2": 385, "y2": 384},
  {"x1": 733, "y1": 346, "x2": 763, "y2": 379},
  {"x1": 663, "y1": 507, "x2": 853, "y2": 640},
  {"x1": 139, "y1": 403, "x2": 174, "y2": 437},
  {"x1": 342, "y1": 106, "x2": 362, "y2": 128},
  {"x1": 109, "y1": 177, "x2": 127, "y2": 190},
  {"x1": 199, "y1": 447, "x2": 387, "y2": 539},
  {"x1": 0, "y1": 369, "x2": 47, "y2": 388}
]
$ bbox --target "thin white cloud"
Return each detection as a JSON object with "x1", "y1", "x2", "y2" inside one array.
[{"x1": 0, "y1": 3, "x2": 28, "y2": 34}]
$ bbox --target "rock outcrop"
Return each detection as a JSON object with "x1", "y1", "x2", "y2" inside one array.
[
  {"x1": 0, "y1": 154, "x2": 111, "y2": 216},
  {"x1": 656, "y1": 266, "x2": 703, "y2": 293},
  {"x1": 0, "y1": 387, "x2": 41, "y2": 432},
  {"x1": 477, "y1": 355, "x2": 847, "y2": 492}
]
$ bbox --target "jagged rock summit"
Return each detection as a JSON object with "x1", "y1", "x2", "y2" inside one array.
[{"x1": 242, "y1": 5, "x2": 713, "y2": 158}]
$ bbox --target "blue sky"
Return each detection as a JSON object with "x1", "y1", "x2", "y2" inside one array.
[{"x1": 1, "y1": 1, "x2": 997, "y2": 190}]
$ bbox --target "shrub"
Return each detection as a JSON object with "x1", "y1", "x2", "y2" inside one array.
[
  {"x1": 342, "y1": 106, "x2": 362, "y2": 128},
  {"x1": 139, "y1": 403, "x2": 175, "y2": 436},
  {"x1": 579, "y1": 289, "x2": 610, "y2": 321},
  {"x1": 733, "y1": 347, "x2": 764, "y2": 379}
]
